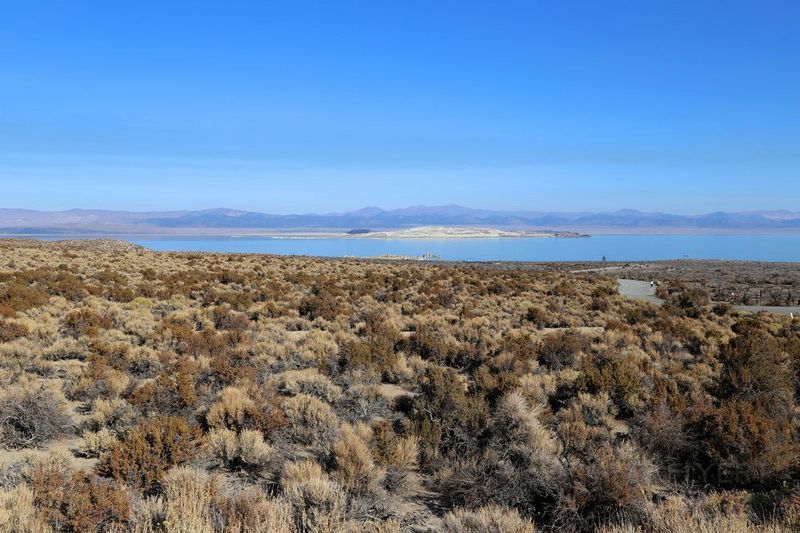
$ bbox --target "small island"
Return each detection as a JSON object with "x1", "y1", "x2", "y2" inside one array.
[{"x1": 346, "y1": 226, "x2": 588, "y2": 239}]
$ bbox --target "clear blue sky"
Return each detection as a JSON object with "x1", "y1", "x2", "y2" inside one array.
[{"x1": 2, "y1": 1, "x2": 798, "y2": 214}]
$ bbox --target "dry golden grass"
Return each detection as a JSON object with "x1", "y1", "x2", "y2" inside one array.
[
  {"x1": 206, "y1": 428, "x2": 274, "y2": 472},
  {"x1": 0, "y1": 485, "x2": 51, "y2": 533},
  {"x1": 280, "y1": 393, "x2": 339, "y2": 447},
  {"x1": 271, "y1": 368, "x2": 343, "y2": 403},
  {"x1": 206, "y1": 387, "x2": 256, "y2": 431},
  {"x1": 441, "y1": 504, "x2": 535, "y2": 532},
  {"x1": 332, "y1": 424, "x2": 385, "y2": 494},
  {"x1": 162, "y1": 467, "x2": 215, "y2": 533},
  {"x1": 281, "y1": 459, "x2": 347, "y2": 531}
]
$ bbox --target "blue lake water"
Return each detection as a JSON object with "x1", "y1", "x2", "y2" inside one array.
[{"x1": 129, "y1": 235, "x2": 800, "y2": 262}]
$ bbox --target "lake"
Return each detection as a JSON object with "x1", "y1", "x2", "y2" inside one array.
[{"x1": 129, "y1": 234, "x2": 800, "y2": 262}]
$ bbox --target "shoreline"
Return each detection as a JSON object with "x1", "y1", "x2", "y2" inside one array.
[
  {"x1": 2, "y1": 238, "x2": 800, "y2": 264},
  {"x1": 0, "y1": 229, "x2": 590, "y2": 240}
]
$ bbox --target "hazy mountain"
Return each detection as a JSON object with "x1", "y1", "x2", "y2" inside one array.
[{"x1": 1, "y1": 206, "x2": 799, "y2": 234}]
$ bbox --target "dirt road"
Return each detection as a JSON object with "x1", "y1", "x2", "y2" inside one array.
[
  {"x1": 617, "y1": 278, "x2": 799, "y2": 317},
  {"x1": 617, "y1": 279, "x2": 664, "y2": 305}
]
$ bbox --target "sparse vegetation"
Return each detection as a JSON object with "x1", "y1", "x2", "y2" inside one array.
[{"x1": 0, "y1": 238, "x2": 799, "y2": 531}]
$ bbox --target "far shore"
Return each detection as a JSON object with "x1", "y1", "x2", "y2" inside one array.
[
  {"x1": 8, "y1": 225, "x2": 800, "y2": 238},
  {"x1": 0, "y1": 225, "x2": 589, "y2": 240}
]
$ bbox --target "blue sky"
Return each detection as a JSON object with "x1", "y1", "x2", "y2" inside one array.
[{"x1": 1, "y1": 1, "x2": 798, "y2": 213}]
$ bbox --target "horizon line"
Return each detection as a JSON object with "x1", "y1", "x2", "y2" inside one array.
[{"x1": 3, "y1": 205, "x2": 799, "y2": 216}]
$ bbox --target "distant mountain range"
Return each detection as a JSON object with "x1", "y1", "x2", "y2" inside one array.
[{"x1": 1, "y1": 206, "x2": 800, "y2": 234}]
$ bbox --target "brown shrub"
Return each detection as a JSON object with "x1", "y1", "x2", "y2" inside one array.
[
  {"x1": 698, "y1": 326, "x2": 799, "y2": 487},
  {"x1": 129, "y1": 358, "x2": 199, "y2": 414},
  {"x1": 47, "y1": 270, "x2": 88, "y2": 300},
  {"x1": 412, "y1": 366, "x2": 489, "y2": 464},
  {"x1": 716, "y1": 325, "x2": 793, "y2": 404},
  {"x1": 0, "y1": 319, "x2": 29, "y2": 343},
  {"x1": 565, "y1": 442, "x2": 658, "y2": 526},
  {"x1": 699, "y1": 399, "x2": 797, "y2": 488},
  {"x1": 210, "y1": 305, "x2": 250, "y2": 331},
  {"x1": 5, "y1": 240, "x2": 800, "y2": 532},
  {"x1": 339, "y1": 336, "x2": 396, "y2": 377},
  {"x1": 631, "y1": 400, "x2": 691, "y2": 475},
  {"x1": 408, "y1": 317, "x2": 459, "y2": 363},
  {"x1": 0, "y1": 280, "x2": 48, "y2": 311},
  {"x1": 29, "y1": 455, "x2": 131, "y2": 532},
  {"x1": 299, "y1": 287, "x2": 348, "y2": 321},
  {"x1": 537, "y1": 330, "x2": 588, "y2": 370},
  {"x1": 62, "y1": 307, "x2": 112, "y2": 338},
  {"x1": 576, "y1": 352, "x2": 646, "y2": 418},
  {"x1": 666, "y1": 286, "x2": 709, "y2": 318},
  {"x1": 97, "y1": 416, "x2": 200, "y2": 494},
  {"x1": 556, "y1": 392, "x2": 627, "y2": 456}
]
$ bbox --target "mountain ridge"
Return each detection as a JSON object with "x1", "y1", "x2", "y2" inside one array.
[{"x1": 1, "y1": 206, "x2": 799, "y2": 233}]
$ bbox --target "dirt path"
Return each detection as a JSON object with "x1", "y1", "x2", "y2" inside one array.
[
  {"x1": 617, "y1": 279, "x2": 664, "y2": 305},
  {"x1": 393, "y1": 479, "x2": 444, "y2": 532},
  {"x1": 617, "y1": 278, "x2": 799, "y2": 317}
]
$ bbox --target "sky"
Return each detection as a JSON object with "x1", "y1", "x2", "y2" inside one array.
[{"x1": 1, "y1": 1, "x2": 799, "y2": 214}]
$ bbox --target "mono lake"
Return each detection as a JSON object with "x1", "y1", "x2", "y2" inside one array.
[{"x1": 128, "y1": 234, "x2": 800, "y2": 262}]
